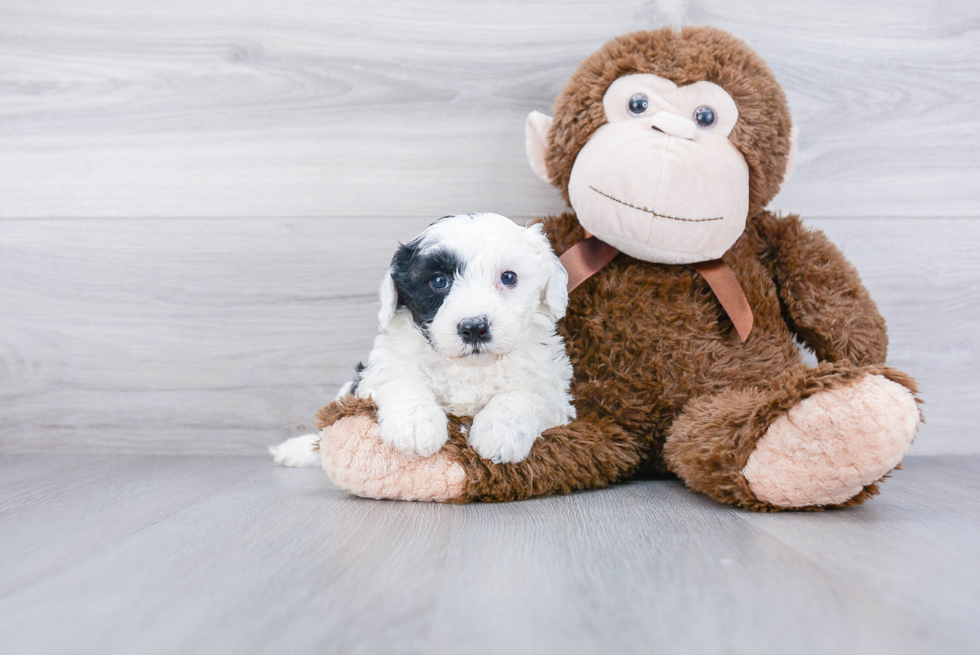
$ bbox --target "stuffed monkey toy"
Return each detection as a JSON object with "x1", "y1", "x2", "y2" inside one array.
[{"x1": 315, "y1": 26, "x2": 921, "y2": 511}]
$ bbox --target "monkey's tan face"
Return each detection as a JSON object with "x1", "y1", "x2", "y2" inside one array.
[{"x1": 567, "y1": 74, "x2": 750, "y2": 264}]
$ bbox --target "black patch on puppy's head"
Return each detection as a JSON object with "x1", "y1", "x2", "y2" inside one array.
[{"x1": 389, "y1": 237, "x2": 464, "y2": 334}]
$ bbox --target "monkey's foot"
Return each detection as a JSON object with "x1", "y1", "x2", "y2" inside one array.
[
  {"x1": 742, "y1": 374, "x2": 919, "y2": 508},
  {"x1": 320, "y1": 416, "x2": 467, "y2": 502}
]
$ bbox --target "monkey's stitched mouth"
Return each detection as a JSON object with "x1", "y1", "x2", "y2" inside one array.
[{"x1": 589, "y1": 186, "x2": 723, "y2": 223}]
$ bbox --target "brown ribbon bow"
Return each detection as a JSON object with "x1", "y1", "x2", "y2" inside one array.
[{"x1": 558, "y1": 236, "x2": 754, "y2": 342}]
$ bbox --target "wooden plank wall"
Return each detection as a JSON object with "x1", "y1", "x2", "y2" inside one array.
[{"x1": 1, "y1": 0, "x2": 978, "y2": 455}]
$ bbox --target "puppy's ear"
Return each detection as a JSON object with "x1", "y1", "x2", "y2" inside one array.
[
  {"x1": 526, "y1": 223, "x2": 568, "y2": 321},
  {"x1": 544, "y1": 252, "x2": 569, "y2": 321},
  {"x1": 378, "y1": 268, "x2": 398, "y2": 330}
]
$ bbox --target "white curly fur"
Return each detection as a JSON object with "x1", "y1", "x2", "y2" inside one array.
[
  {"x1": 270, "y1": 213, "x2": 576, "y2": 467},
  {"x1": 360, "y1": 213, "x2": 575, "y2": 463}
]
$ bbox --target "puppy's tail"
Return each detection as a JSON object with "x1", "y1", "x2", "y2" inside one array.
[
  {"x1": 271, "y1": 368, "x2": 361, "y2": 467},
  {"x1": 268, "y1": 434, "x2": 321, "y2": 468}
]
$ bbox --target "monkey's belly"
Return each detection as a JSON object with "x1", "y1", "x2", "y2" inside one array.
[{"x1": 564, "y1": 261, "x2": 801, "y2": 434}]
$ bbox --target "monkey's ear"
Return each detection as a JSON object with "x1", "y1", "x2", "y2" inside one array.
[
  {"x1": 783, "y1": 125, "x2": 800, "y2": 184},
  {"x1": 525, "y1": 111, "x2": 554, "y2": 184},
  {"x1": 378, "y1": 268, "x2": 398, "y2": 330}
]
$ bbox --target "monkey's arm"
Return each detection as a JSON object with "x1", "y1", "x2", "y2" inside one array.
[
  {"x1": 445, "y1": 413, "x2": 644, "y2": 502},
  {"x1": 316, "y1": 397, "x2": 645, "y2": 502},
  {"x1": 753, "y1": 212, "x2": 888, "y2": 365}
]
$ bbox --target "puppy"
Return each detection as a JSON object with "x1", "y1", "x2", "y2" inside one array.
[{"x1": 271, "y1": 212, "x2": 575, "y2": 466}]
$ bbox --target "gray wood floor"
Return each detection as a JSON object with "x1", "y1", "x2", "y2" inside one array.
[{"x1": 1, "y1": 454, "x2": 978, "y2": 655}]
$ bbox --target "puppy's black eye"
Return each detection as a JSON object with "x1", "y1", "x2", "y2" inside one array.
[
  {"x1": 430, "y1": 275, "x2": 449, "y2": 290},
  {"x1": 693, "y1": 106, "x2": 716, "y2": 128},
  {"x1": 628, "y1": 94, "x2": 649, "y2": 116},
  {"x1": 500, "y1": 271, "x2": 517, "y2": 287}
]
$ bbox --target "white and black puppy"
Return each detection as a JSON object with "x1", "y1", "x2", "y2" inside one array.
[{"x1": 271, "y1": 212, "x2": 575, "y2": 466}]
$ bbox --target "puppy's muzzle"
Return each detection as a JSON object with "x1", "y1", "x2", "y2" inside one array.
[{"x1": 457, "y1": 316, "x2": 491, "y2": 345}]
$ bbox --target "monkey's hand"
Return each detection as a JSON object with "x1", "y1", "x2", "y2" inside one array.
[
  {"x1": 315, "y1": 396, "x2": 467, "y2": 502},
  {"x1": 315, "y1": 396, "x2": 642, "y2": 503}
]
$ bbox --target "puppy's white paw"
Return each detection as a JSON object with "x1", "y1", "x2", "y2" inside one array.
[
  {"x1": 469, "y1": 406, "x2": 538, "y2": 464},
  {"x1": 379, "y1": 403, "x2": 449, "y2": 457},
  {"x1": 269, "y1": 434, "x2": 321, "y2": 467}
]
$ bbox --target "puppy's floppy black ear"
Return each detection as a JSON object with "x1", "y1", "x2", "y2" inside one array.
[
  {"x1": 380, "y1": 237, "x2": 421, "y2": 330},
  {"x1": 525, "y1": 223, "x2": 568, "y2": 321},
  {"x1": 378, "y1": 267, "x2": 398, "y2": 330}
]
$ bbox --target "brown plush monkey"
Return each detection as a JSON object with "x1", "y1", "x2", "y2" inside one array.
[{"x1": 314, "y1": 26, "x2": 921, "y2": 511}]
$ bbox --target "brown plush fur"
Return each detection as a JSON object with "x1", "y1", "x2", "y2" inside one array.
[
  {"x1": 315, "y1": 392, "x2": 645, "y2": 503},
  {"x1": 439, "y1": 210, "x2": 914, "y2": 508},
  {"x1": 448, "y1": 412, "x2": 643, "y2": 503},
  {"x1": 316, "y1": 27, "x2": 919, "y2": 511},
  {"x1": 314, "y1": 394, "x2": 378, "y2": 433}
]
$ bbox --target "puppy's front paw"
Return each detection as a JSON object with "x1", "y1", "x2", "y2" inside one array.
[
  {"x1": 379, "y1": 403, "x2": 449, "y2": 457},
  {"x1": 469, "y1": 406, "x2": 538, "y2": 464}
]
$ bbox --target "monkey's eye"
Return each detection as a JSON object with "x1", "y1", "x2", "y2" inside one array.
[
  {"x1": 628, "y1": 94, "x2": 649, "y2": 116},
  {"x1": 500, "y1": 271, "x2": 517, "y2": 287},
  {"x1": 693, "y1": 106, "x2": 717, "y2": 128},
  {"x1": 430, "y1": 275, "x2": 450, "y2": 290}
]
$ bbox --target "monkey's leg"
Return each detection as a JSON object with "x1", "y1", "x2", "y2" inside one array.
[
  {"x1": 316, "y1": 397, "x2": 644, "y2": 503},
  {"x1": 664, "y1": 362, "x2": 921, "y2": 511}
]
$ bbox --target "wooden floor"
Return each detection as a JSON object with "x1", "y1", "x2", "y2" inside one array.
[{"x1": 1, "y1": 455, "x2": 977, "y2": 654}]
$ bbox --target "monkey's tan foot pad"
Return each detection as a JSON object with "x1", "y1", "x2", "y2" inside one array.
[
  {"x1": 320, "y1": 416, "x2": 467, "y2": 502},
  {"x1": 742, "y1": 374, "x2": 919, "y2": 509}
]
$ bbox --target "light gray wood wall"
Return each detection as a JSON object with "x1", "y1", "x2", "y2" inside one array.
[
  {"x1": 1, "y1": 0, "x2": 978, "y2": 455},
  {"x1": 2, "y1": 0, "x2": 979, "y2": 219},
  {"x1": 2, "y1": 217, "x2": 977, "y2": 456}
]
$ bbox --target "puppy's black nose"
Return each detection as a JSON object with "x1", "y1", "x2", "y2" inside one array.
[{"x1": 457, "y1": 316, "x2": 491, "y2": 344}]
